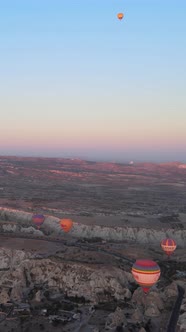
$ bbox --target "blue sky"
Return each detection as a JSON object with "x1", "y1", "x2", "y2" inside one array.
[{"x1": 0, "y1": 1, "x2": 186, "y2": 162}]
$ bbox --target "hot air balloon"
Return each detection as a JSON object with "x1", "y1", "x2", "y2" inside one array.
[
  {"x1": 132, "y1": 259, "x2": 161, "y2": 294},
  {"x1": 60, "y1": 219, "x2": 73, "y2": 233},
  {"x1": 161, "y1": 238, "x2": 177, "y2": 257},
  {"x1": 117, "y1": 13, "x2": 124, "y2": 20},
  {"x1": 32, "y1": 214, "x2": 45, "y2": 229}
]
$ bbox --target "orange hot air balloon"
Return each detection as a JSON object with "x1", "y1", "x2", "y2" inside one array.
[
  {"x1": 60, "y1": 219, "x2": 73, "y2": 233},
  {"x1": 161, "y1": 238, "x2": 177, "y2": 257},
  {"x1": 32, "y1": 214, "x2": 45, "y2": 229},
  {"x1": 117, "y1": 13, "x2": 124, "y2": 20},
  {"x1": 132, "y1": 259, "x2": 161, "y2": 294}
]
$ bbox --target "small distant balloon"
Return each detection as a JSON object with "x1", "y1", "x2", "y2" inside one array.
[
  {"x1": 161, "y1": 238, "x2": 177, "y2": 257},
  {"x1": 32, "y1": 214, "x2": 45, "y2": 229},
  {"x1": 117, "y1": 13, "x2": 124, "y2": 20},
  {"x1": 60, "y1": 219, "x2": 73, "y2": 233},
  {"x1": 132, "y1": 259, "x2": 161, "y2": 294}
]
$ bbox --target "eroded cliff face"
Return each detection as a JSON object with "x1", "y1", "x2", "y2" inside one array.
[
  {"x1": 0, "y1": 207, "x2": 186, "y2": 247},
  {"x1": 0, "y1": 248, "x2": 132, "y2": 304},
  {"x1": 0, "y1": 243, "x2": 185, "y2": 331}
]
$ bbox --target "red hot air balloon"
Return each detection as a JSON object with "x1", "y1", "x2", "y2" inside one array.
[
  {"x1": 161, "y1": 238, "x2": 177, "y2": 257},
  {"x1": 132, "y1": 259, "x2": 161, "y2": 294},
  {"x1": 60, "y1": 219, "x2": 73, "y2": 233},
  {"x1": 32, "y1": 214, "x2": 45, "y2": 229}
]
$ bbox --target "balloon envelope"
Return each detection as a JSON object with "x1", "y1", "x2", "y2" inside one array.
[
  {"x1": 161, "y1": 238, "x2": 177, "y2": 256},
  {"x1": 60, "y1": 219, "x2": 73, "y2": 233},
  {"x1": 132, "y1": 259, "x2": 161, "y2": 294},
  {"x1": 117, "y1": 13, "x2": 124, "y2": 20},
  {"x1": 32, "y1": 214, "x2": 45, "y2": 228}
]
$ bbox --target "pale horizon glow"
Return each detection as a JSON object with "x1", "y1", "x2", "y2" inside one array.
[{"x1": 1, "y1": 1, "x2": 186, "y2": 162}]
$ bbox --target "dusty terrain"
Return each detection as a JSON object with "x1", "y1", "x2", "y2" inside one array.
[
  {"x1": 0, "y1": 234, "x2": 185, "y2": 332},
  {"x1": 0, "y1": 156, "x2": 186, "y2": 217},
  {"x1": 0, "y1": 156, "x2": 186, "y2": 331}
]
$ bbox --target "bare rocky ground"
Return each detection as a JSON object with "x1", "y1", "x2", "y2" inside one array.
[
  {"x1": 0, "y1": 156, "x2": 186, "y2": 217},
  {"x1": 0, "y1": 234, "x2": 185, "y2": 331},
  {"x1": 0, "y1": 157, "x2": 186, "y2": 331}
]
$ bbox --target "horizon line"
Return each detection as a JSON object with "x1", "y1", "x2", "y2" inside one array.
[{"x1": 0, "y1": 154, "x2": 185, "y2": 165}]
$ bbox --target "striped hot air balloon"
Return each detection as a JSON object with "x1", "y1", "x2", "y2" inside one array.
[
  {"x1": 32, "y1": 214, "x2": 45, "y2": 229},
  {"x1": 132, "y1": 259, "x2": 161, "y2": 294},
  {"x1": 60, "y1": 219, "x2": 73, "y2": 233},
  {"x1": 161, "y1": 238, "x2": 177, "y2": 257}
]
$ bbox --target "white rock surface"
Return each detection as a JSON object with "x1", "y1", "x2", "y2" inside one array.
[
  {"x1": 0, "y1": 248, "x2": 132, "y2": 304},
  {"x1": 1, "y1": 207, "x2": 186, "y2": 246}
]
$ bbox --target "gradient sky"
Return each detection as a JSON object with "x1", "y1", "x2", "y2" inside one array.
[{"x1": 1, "y1": 0, "x2": 186, "y2": 162}]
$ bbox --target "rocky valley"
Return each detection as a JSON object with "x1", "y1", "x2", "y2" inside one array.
[{"x1": 0, "y1": 156, "x2": 186, "y2": 331}]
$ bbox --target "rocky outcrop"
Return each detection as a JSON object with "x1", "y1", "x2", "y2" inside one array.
[
  {"x1": 132, "y1": 288, "x2": 164, "y2": 318},
  {"x1": 105, "y1": 307, "x2": 127, "y2": 330},
  {"x1": 0, "y1": 248, "x2": 132, "y2": 304},
  {"x1": 0, "y1": 244, "x2": 183, "y2": 331},
  {"x1": 0, "y1": 207, "x2": 186, "y2": 247}
]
